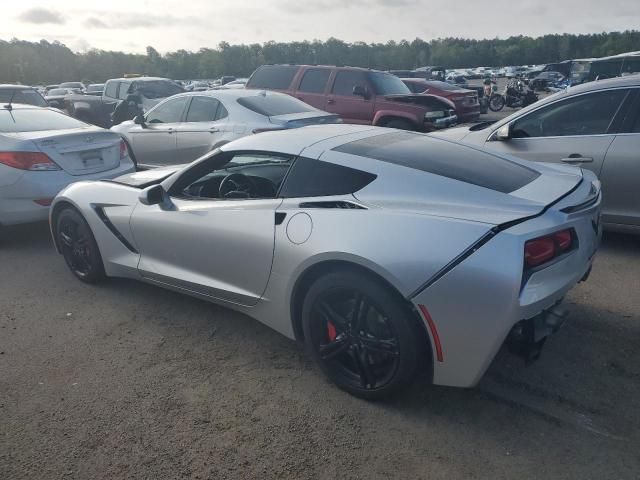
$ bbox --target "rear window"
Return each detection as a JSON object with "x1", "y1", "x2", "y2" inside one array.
[
  {"x1": 0, "y1": 108, "x2": 88, "y2": 133},
  {"x1": 247, "y1": 65, "x2": 298, "y2": 90},
  {"x1": 0, "y1": 89, "x2": 48, "y2": 107},
  {"x1": 333, "y1": 131, "x2": 540, "y2": 194},
  {"x1": 237, "y1": 94, "x2": 315, "y2": 116},
  {"x1": 133, "y1": 80, "x2": 184, "y2": 99}
]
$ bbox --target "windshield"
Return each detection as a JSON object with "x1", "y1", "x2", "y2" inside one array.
[
  {"x1": 0, "y1": 108, "x2": 88, "y2": 133},
  {"x1": 134, "y1": 80, "x2": 184, "y2": 99},
  {"x1": 237, "y1": 94, "x2": 316, "y2": 116},
  {"x1": 87, "y1": 84, "x2": 104, "y2": 92},
  {"x1": 0, "y1": 89, "x2": 48, "y2": 107},
  {"x1": 368, "y1": 72, "x2": 411, "y2": 95}
]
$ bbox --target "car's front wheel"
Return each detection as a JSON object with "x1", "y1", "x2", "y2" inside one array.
[
  {"x1": 56, "y1": 208, "x2": 105, "y2": 284},
  {"x1": 302, "y1": 270, "x2": 420, "y2": 399}
]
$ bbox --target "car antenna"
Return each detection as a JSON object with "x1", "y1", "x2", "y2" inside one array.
[{"x1": 4, "y1": 89, "x2": 17, "y2": 110}]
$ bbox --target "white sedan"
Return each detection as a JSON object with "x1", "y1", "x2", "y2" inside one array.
[
  {"x1": 111, "y1": 89, "x2": 341, "y2": 168},
  {"x1": 0, "y1": 104, "x2": 135, "y2": 226}
]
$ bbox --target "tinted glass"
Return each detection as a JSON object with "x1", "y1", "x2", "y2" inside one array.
[
  {"x1": 0, "y1": 89, "x2": 47, "y2": 107},
  {"x1": 368, "y1": 72, "x2": 411, "y2": 95},
  {"x1": 48, "y1": 89, "x2": 69, "y2": 96},
  {"x1": 175, "y1": 152, "x2": 293, "y2": 200},
  {"x1": 511, "y1": 89, "x2": 628, "y2": 138},
  {"x1": 186, "y1": 96, "x2": 220, "y2": 122},
  {"x1": 333, "y1": 131, "x2": 539, "y2": 194},
  {"x1": 217, "y1": 103, "x2": 229, "y2": 120},
  {"x1": 104, "y1": 81, "x2": 118, "y2": 99},
  {"x1": 146, "y1": 97, "x2": 188, "y2": 123},
  {"x1": 134, "y1": 80, "x2": 184, "y2": 99},
  {"x1": 332, "y1": 71, "x2": 368, "y2": 96},
  {"x1": 237, "y1": 94, "x2": 315, "y2": 116},
  {"x1": 280, "y1": 157, "x2": 376, "y2": 197},
  {"x1": 403, "y1": 81, "x2": 426, "y2": 93},
  {"x1": 87, "y1": 84, "x2": 104, "y2": 92},
  {"x1": 118, "y1": 82, "x2": 131, "y2": 100},
  {"x1": 298, "y1": 69, "x2": 331, "y2": 94},
  {"x1": 0, "y1": 108, "x2": 87, "y2": 133},
  {"x1": 247, "y1": 65, "x2": 298, "y2": 90}
]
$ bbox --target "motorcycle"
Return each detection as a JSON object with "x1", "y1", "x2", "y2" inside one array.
[{"x1": 489, "y1": 82, "x2": 539, "y2": 112}]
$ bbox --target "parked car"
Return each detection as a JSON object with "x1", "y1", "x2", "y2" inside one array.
[
  {"x1": 216, "y1": 78, "x2": 248, "y2": 89},
  {"x1": 433, "y1": 75, "x2": 640, "y2": 233},
  {"x1": 65, "y1": 77, "x2": 185, "y2": 128},
  {"x1": 50, "y1": 124, "x2": 600, "y2": 398},
  {"x1": 0, "y1": 85, "x2": 48, "y2": 107},
  {"x1": 59, "y1": 82, "x2": 85, "y2": 92},
  {"x1": 45, "y1": 85, "x2": 59, "y2": 94},
  {"x1": 529, "y1": 71, "x2": 565, "y2": 91},
  {"x1": 85, "y1": 84, "x2": 105, "y2": 96},
  {"x1": 401, "y1": 79, "x2": 480, "y2": 122},
  {"x1": 246, "y1": 65, "x2": 457, "y2": 131},
  {"x1": 111, "y1": 89, "x2": 341, "y2": 168},
  {"x1": 0, "y1": 104, "x2": 134, "y2": 227},
  {"x1": 45, "y1": 88, "x2": 79, "y2": 109}
]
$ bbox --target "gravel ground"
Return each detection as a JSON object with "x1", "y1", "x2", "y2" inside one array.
[{"x1": 1, "y1": 222, "x2": 639, "y2": 480}]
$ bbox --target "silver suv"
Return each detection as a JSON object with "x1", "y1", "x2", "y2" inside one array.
[{"x1": 435, "y1": 75, "x2": 640, "y2": 234}]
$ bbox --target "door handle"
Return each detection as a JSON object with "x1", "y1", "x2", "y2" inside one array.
[
  {"x1": 209, "y1": 128, "x2": 219, "y2": 133},
  {"x1": 167, "y1": 128, "x2": 174, "y2": 134},
  {"x1": 561, "y1": 155, "x2": 594, "y2": 164},
  {"x1": 327, "y1": 99, "x2": 335, "y2": 105}
]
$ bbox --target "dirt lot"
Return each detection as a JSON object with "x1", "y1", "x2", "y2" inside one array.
[{"x1": 1, "y1": 220, "x2": 639, "y2": 479}]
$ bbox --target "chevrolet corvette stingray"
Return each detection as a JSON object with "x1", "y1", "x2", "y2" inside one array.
[{"x1": 49, "y1": 125, "x2": 601, "y2": 398}]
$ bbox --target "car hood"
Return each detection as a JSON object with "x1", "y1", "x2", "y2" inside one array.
[
  {"x1": 384, "y1": 94, "x2": 456, "y2": 109},
  {"x1": 428, "y1": 125, "x2": 473, "y2": 141},
  {"x1": 110, "y1": 165, "x2": 182, "y2": 188}
]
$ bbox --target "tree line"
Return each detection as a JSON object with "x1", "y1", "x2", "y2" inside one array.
[{"x1": 2, "y1": 31, "x2": 640, "y2": 85}]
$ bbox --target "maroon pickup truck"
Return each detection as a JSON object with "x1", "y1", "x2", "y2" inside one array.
[{"x1": 245, "y1": 65, "x2": 457, "y2": 131}]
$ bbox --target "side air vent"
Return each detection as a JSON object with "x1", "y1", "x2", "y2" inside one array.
[
  {"x1": 93, "y1": 205, "x2": 139, "y2": 254},
  {"x1": 298, "y1": 201, "x2": 366, "y2": 210}
]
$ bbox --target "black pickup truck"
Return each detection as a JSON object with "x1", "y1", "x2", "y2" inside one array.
[{"x1": 64, "y1": 77, "x2": 184, "y2": 128}]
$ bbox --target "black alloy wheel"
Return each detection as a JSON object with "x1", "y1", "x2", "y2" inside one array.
[
  {"x1": 302, "y1": 270, "x2": 419, "y2": 399},
  {"x1": 56, "y1": 208, "x2": 105, "y2": 283}
]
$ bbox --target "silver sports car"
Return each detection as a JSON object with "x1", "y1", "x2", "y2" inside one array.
[{"x1": 49, "y1": 125, "x2": 601, "y2": 398}]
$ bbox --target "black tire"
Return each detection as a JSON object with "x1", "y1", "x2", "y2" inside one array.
[
  {"x1": 56, "y1": 208, "x2": 105, "y2": 284},
  {"x1": 489, "y1": 94, "x2": 505, "y2": 112},
  {"x1": 382, "y1": 118, "x2": 414, "y2": 131},
  {"x1": 302, "y1": 270, "x2": 419, "y2": 399}
]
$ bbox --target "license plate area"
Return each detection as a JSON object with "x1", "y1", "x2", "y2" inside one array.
[{"x1": 80, "y1": 150, "x2": 104, "y2": 168}]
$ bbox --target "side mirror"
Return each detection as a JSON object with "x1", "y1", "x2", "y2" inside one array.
[
  {"x1": 139, "y1": 184, "x2": 169, "y2": 207},
  {"x1": 133, "y1": 114, "x2": 146, "y2": 127},
  {"x1": 495, "y1": 123, "x2": 512, "y2": 141},
  {"x1": 352, "y1": 85, "x2": 369, "y2": 99}
]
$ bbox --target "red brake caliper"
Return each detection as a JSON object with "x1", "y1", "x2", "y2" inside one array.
[{"x1": 327, "y1": 321, "x2": 337, "y2": 342}]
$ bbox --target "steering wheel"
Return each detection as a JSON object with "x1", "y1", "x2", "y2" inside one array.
[{"x1": 219, "y1": 173, "x2": 253, "y2": 198}]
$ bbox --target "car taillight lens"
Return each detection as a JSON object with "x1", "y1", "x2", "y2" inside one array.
[
  {"x1": 119, "y1": 139, "x2": 128, "y2": 159},
  {"x1": 0, "y1": 151, "x2": 60, "y2": 171},
  {"x1": 524, "y1": 228, "x2": 574, "y2": 268}
]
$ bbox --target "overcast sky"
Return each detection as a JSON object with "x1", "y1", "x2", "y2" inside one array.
[{"x1": 3, "y1": 0, "x2": 640, "y2": 53}]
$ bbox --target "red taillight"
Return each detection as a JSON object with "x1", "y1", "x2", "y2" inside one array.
[
  {"x1": 418, "y1": 305, "x2": 443, "y2": 362},
  {"x1": 524, "y1": 229, "x2": 574, "y2": 268},
  {"x1": 119, "y1": 139, "x2": 128, "y2": 159},
  {"x1": 0, "y1": 152, "x2": 60, "y2": 171}
]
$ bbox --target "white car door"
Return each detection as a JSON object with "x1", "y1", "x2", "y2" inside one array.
[
  {"x1": 483, "y1": 89, "x2": 631, "y2": 178},
  {"x1": 175, "y1": 96, "x2": 228, "y2": 164},
  {"x1": 129, "y1": 96, "x2": 189, "y2": 167},
  {"x1": 130, "y1": 151, "x2": 294, "y2": 306}
]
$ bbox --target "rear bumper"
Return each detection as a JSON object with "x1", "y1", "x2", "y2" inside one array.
[
  {"x1": 0, "y1": 161, "x2": 134, "y2": 226},
  {"x1": 410, "y1": 190, "x2": 601, "y2": 388}
]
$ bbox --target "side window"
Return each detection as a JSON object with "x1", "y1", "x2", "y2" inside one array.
[
  {"x1": 104, "y1": 81, "x2": 118, "y2": 99},
  {"x1": 118, "y1": 82, "x2": 131, "y2": 100},
  {"x1": 217, "y1": 103, "x2": 229, "y2": 120},
  {"x1": 279, "y1": 157, "x2": 376, "y2": 197},
  {"x1": 298, "y1": 69, "x2": 331, "y2": 94},
  {"x1": 174, "y1": 152, "x2": 293, "y2": 200},
  {"x1": 146, "y1": 97, "x2": 188, "y2": 124},
  {"x1": 185, "y1": 96, "x2": 221, "y2": 122},
  {"x1": 331, "y1": 71, "x2": 368, "y2": 97},
  {"x1": 511, "y1": 89, "x2": 628, "y2": 138},
  {"x1": 247, "y1": 65, "x2": 298, "y2": 90}
]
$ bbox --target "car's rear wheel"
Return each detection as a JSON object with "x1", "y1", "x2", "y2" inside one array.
[
  {"x1": 56, "y1": 208, "x2": 105, "y2": 284},
  {"x1": 302, "y1": 270, "x2": 419, "y2": 399}
]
